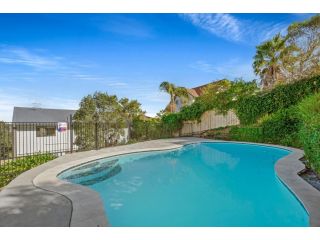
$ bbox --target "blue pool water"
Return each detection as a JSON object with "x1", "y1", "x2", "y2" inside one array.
[{"x1": 59, "y1": 142, "x2": 309, "y2": 226}]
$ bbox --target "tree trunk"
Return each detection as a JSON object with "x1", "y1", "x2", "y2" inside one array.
[
  {"x1": 170, "y1": 95, "x2": 174, "y2": 113},
  {"x1": 126, "y1": 119, "x2": 131, "y2": 141},
  {"x1": 272, "y1": 66, "x2": 277, "y2": 87}
]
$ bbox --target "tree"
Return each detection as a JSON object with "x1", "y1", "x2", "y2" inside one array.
[
  {"x1": 285, "y1": 14, "x2": 320, "y2": 81},
  {"x1": 74, "y1": 92, "x2": 122, "y2": 122},
  {"x1": 253, "y1": 34, "x2": 290, "y2": 89},
  {"x1": 156, "y1": 109, "x2": 166, "y2": 118},
  {"x1": 253, "y1": 15, "x2": 320, "y2": 88},
  {"x1": 118, "y1": 97, "x2": 144, "y2": 139},
  {"x1": 73, "y1": 92, "x2": 143, "y2": 149},
  {"x1": 159, "y1": 81, "x2": 189, "y2": 112}
]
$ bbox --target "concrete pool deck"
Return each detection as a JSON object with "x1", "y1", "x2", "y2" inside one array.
[{"x1": 0, "y1": 137, "x2": 319, "y2": 227}]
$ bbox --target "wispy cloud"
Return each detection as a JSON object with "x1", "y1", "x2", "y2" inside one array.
[
  {"x1": 95, "y1": 15, "x2": 154, "y2": 38},
  {"x1": 190, "y1": 60, "x2": 215, "y2": 73},
  {"x1": 106, "y1": 82, "x2": 128, "y2": 87},
  {"x1": 181, "y1": 14, "x2": 288, "y2": 44},
  {"x1": 181, "y1": 14, "x2": 242, "y2": 42},
  {"x1": 0, "y1": 45, "x2": 59, "y2": 69},
  {"x1": 0, "y1": 44, "x2": 126, "y2": 86}
]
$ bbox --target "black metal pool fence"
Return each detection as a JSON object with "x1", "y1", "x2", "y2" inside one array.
[{"x1": 0, "y1": 120, "x2": 171, "y2": 187}]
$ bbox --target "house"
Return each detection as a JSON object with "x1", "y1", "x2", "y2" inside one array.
[
  {"x1": 165, "y1": 80, "x2": 227, "y2": 113},
  {"x1": 12, "y1": 107, "x2": 76, "y2": 157}
]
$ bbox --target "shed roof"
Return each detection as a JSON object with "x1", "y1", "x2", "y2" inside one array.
[{"x1": 12, "y1": 107, "x2": 76, "y2": 122}]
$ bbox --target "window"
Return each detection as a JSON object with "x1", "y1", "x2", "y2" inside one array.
[{"x1": 36, "y1": 126, "x2": 56, "y2": 137}]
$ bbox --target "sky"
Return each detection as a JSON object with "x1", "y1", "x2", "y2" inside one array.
[{"x1": 0, "y1": 13, "x2": 315, "y2": 121}]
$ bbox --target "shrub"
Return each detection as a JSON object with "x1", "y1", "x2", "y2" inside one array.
[
  {"x1": 235, "y1": 75, "x2": 320, "y2": 124},
  {"x1": 229, "y1": 125, "x2": 264, "y2": 143},
  {"x1": 297, "y1": 93, "x2": 320, "y2": 174},
  {"x1": 132, "y1": 118, "x2": 172, "y2": 140},
  {"x1": 161, "y1": 113, "x2": 183, "y2": 132},
  {"x1": 0, "y1": 153, "x2": 56, "y2": 187},
  {"x1": 202, "y1": 126, "x2": 232, "y2": 140},
  {"x1": 260, "y1": 107, "x2": 302, "y2": 147}
]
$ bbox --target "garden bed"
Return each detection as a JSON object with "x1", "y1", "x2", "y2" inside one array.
[{"x1": 299, "y1": 159, "x2": 320, "y2": 192}]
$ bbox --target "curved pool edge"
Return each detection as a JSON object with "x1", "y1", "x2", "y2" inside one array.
[
  {"x1": 33, "y1": 138, "x2": 194, "y2": 226},
  {"x1": 17, "y1": 138, "x2": 320, "y2": 226}
]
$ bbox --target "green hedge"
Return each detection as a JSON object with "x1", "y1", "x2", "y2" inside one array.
[
  {"x1": 230, "y1": 93, "x2": 320, "y2": 175},
  {"x1": 229, "y1": 126, "x2": 264, "y2": 143},
  {"x1": 161, "y1": 113, "x2": 183, "y2": 132},
  {"x1": 297, "y1": 93, "x2": 320, "y2": 174},
  {"x1": 260, "y1": 107, "x2": 302, "y2": 147},
  {"x1": 235, "y1": 75, "x2": 320, "y2": 124},
  {"x1": 131, "y1": 118, "x2": 172, "y2": 140}
]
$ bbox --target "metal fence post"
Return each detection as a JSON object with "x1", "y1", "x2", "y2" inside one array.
[
  {"x1": 95, "y1": 121, "x2": 98, "y2": 150},
  {"x1": 69, "y1": 114, "x2": 73, "y2": 153}
]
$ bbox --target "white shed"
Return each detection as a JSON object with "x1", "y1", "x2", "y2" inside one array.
[{"x1": 12, "y1": 107, "x2": 76, "y2": 157}]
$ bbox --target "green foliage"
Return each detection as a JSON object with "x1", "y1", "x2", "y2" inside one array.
[
  {"x1": 253, "y1": 33, "x2": 289, "y2": 88},
  {"x1": 179, "y1": 100, "x2": 209, "y2": 121},
  {"x1": 252, "y1": 14, "x2": 320, "y2": 88},
  {"x1": 0, "y1": 153, "x2": 55, "y2": 187},
  {"x1": 297, "y1": 93, "x2": 320, "y2": 174},
  {"x1": 131, "y1": 118, "x2": 172, "y2": 140},
  {"x1": 73, "y1": 92, "x2": 144, "y2": 147},
  {"x1": 161, "y1": 113, "x2": 183, "y2": 132},
  {"x1": 160, "y1": 79, "x2": 258, "y2": 132},
  {"x1": 229, "y1": 126, "x2": 264, "y2": 143},
  {"x1": 230, "y1": 108, "x2": 302, "y2": 148},
  {"x1": 197, "y1": 79, "x2": 258, "y2": 116},
  {"x1": 260, "y1": 107, "x2": 302, "y2": 147},
  {"x1": 159, "y1": 81, "x2": 189, "y2": 112},
  {"x1": 202, "y1": 126, "x2": 232, "y2": 140},
  {"x1": 0, "y1": 121, "x2": 12, "y2": 160},
  {"x1": 230, "y1": 92, "x2": 320, "y2": 174},
  {"x1": 235, "y1": 75, "x2": 320, "y2": 124},
  {"x1": 285, "y1": 14, "x2": 320, "y2": 81}
]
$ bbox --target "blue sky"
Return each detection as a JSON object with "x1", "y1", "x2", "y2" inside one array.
[{"x1": 0, "y1": 13, "x2": 314, "y2": 120}]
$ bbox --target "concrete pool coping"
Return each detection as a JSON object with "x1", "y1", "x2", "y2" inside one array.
[{"x1": 0, "y1": 137, "x2": 319, "y2": 226}]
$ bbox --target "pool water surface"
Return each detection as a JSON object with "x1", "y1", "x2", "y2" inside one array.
[{"x1": 59, "y1": 142, "x2": 309, "y2": 226}]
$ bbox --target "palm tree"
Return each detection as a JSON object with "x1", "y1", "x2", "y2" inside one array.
[
  {"x1": 159, "y1": 81, "x2": 189, "y2": 112},
  {"x1": 253, "y1": 34, "x2": 289, "y2": 89}
]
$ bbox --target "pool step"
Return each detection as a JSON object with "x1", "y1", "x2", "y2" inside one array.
[
  {"x1": 63, "y1": 159, "x2": 121, "y2": 186},
  {"x1": 64, "y1": 159, "x2": 119, "y2": 180},
  {"x1": 78, "y1": 164, "x2": 122, "y2": 186}
]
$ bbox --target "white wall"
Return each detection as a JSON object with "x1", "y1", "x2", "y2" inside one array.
[
  {"x1": 14, "y1": 127, "x2": 73, "y2": 157},
  {"x1": 14, "y1": 125, "x2": 129, "y2": 156}
]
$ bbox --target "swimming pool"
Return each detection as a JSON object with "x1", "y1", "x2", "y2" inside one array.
[{"x1": 59, "y1": 142, "x2": 309, "y2": 226}]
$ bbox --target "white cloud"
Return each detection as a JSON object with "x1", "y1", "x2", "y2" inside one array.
[
  {"x1": 181, "y1": 14, "x2": 241, "y2": 42},
  {"x1": 0, "y1": 45, "x2": 59, "y2": 69},
  {"x1": 181, "y1": 14, "x2": 289, "y2": 44}
]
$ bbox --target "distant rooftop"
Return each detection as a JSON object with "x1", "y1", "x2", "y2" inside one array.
[
  {"x1": 12, "y1": 107, "x2": 77, "y2": 122},
  {"x1": 188, "y1": 79, "x2": 228, "y2": 97}
]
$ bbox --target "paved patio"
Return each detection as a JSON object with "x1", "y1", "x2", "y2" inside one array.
[{"x1": 0, "y1": 137, "x2": 319, "y2": 226}]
